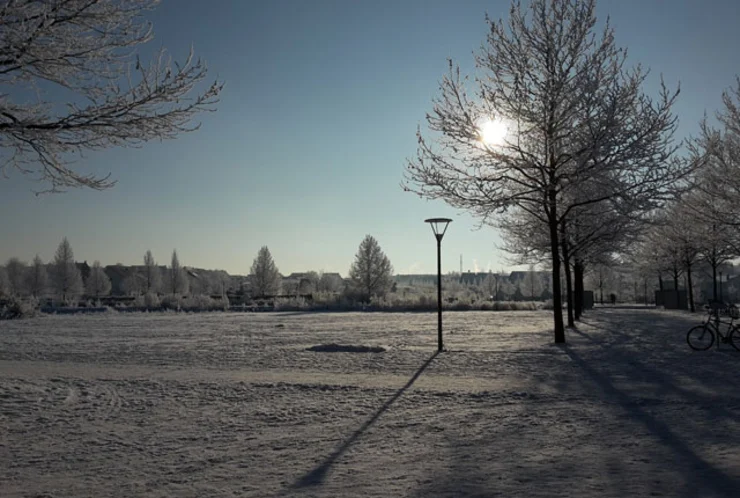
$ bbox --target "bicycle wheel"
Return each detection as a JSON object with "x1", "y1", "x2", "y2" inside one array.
[
  {"x1": 687, "y1": 324, "x2": 715, "y2": 351},
  {"x1": 728, "y1": 327, "x2": 740, "y2": 352}
]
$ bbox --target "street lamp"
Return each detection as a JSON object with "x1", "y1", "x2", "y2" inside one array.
[{"x1": 425, "y1": 218, "x2": 452, "y2": 352}]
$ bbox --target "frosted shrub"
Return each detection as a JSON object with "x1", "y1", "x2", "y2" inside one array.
[
  {"x1": 182, "y1": 294, "x2": 219, "y2": 311},
  {"x1": 274, "y1": 296, "x2": 309, "y2": 311},
  {"x1": 416, "y1": 294, "x2": 436, "y2": 310},
  {"x1": 312, "y1": 292, "x2": 350, "y2": 311},
  {"x1": 161, "y1": 294, "x2": 182, "y2": 311},
  {"x1": 0, "y1": 297, "x2": 39, "y2": 320},
  {"x1": 144, "y1": 292, "x2": 161, "y2": 308}
]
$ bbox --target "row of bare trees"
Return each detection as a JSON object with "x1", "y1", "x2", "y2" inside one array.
[
  {"x1": 0, "y1": 240, "x2": 196, "y2": 304},
  {"x1": 1, "y1": 233, "x2": 396, "y2": 305},
  {"x1": 0, "y1": 238, "x2": 97, "y2": 304},
  {"x1": 403, "y1": 0, "x2": 730, "y2": 342},
  {"x1": 633, "y1": 80, "x2": 740, "y2": 311},
  {"x1": 249, "y1": 235, "x2": 394, "y2": 302}
]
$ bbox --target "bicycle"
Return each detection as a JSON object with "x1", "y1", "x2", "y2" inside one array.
[{"x1": 686, "y1": 302, "x2": 740, "y2": 351}]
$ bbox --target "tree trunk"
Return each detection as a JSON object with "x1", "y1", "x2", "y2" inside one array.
[
  {"x1": 548, "y1": 214, "x2": 565, "y2": 343},
  {"x1": 563, "y1": 258, "x2": 575, "y2": 327},
  {"x1": 574, "y1": 260, "x2": 584, "y2": 320},
  {"x1": 673, "y1": 269, "x2": 679, "y2": 308},
  {"x1": 713, "y1": 262, "x2": 718, "y2": 302},
  {"x1": 634, "y1": 281, "x2": 638, "y2": 304},
  {"x1": 644, "y1": 279, "x2": 648, "y2": 305},
  {"x1": 687, "y1": 264, "x2": 695, "y2": 313},
  {"x1": 560, "y1": 223, "x2": 575, "y2": 328}
]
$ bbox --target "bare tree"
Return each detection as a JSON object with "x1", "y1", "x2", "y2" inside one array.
[
  {"x1": 586, "y1": 263, "x2": 616, "y2": 305},
  {"x1": 26, "y1": 255, "x2": 48, "y2": 298},
  {"x1": 499, "y1": 194, "x2": 640, "y2": 322},
  {"x1": 168, "y1": 250, "x2": 189, "y2": 296},
  {"x1": 317, "y1": 271, "x2": 344, "y2": 293},
  {"x1": 348, "y1": 235, "x2": 394, "y2": 301},
  {"x1": 51, "y1": 237, "x2": 83, "y2": 304},
  {"x1": 212, "y1": 271, "x2": 231, "y2": 296},
  {"x1": 249, "y1": 247, "x2": 281, "y2": 297},
  {"x1": 482, "y1": 272, "x2": 515, "y2": 300},
  {"x1": 482, "y1": 273, "x2": 498, "y2": 299},
  {"x1": 655, "y1": 201, "x2": 702, "y2": 311},
  {"x1": 86, "y1": 261, "x2": 112, "y2": 298},
  {"x1": 122, "y1": 271, "x2": 143, "y2": 296},
  {"x1": 691, "y1": 78, "x2": 740, "y2": 220},
  {"x1": 298, "y1": 271, "x2": 320, "y2": 295},
  {"x1": 5, "y1": 257, "x2": 27, "y2": 296},
  {"x1": 403, "y1": 0, "x2": 688, "y2": 342},
  {"x1": 0, "y1": 0, "x2": 223, "y2": 192},
  {"x1": 143, "y1": 250, "x2": 162, "y2": 294},
  {"x1": 523, "y1": 265, "x2": 544, "y2": 300}
]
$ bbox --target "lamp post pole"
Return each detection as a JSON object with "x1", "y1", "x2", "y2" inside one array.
[
  {"x1": 425, "y1": 218, "x2": 452, "y2": 352},
  {"x1": 436, "y1": 234, "x2": 443, "y2": 351}
]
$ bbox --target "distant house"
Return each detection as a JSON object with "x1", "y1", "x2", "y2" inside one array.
[{"x1": 459, "y1": 271, "x2": 490, "y2": 285}]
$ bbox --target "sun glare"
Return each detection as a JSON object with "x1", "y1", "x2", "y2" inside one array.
[{"x1": 478, "y1": 118, "x2": 508, "y2": 146}]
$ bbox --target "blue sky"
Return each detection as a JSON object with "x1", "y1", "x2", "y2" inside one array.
[{"x1": 2, "y1": 0, "x2": 740, "y2": 276}]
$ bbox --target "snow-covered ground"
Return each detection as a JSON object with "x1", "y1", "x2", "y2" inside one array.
[{"x1": 2, "y1": 308, "x2": 740, "y2": 497}]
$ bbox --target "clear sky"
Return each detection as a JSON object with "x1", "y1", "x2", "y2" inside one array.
[{"x1": 2, "y1": 0, "x2": 740, "y2": 276}]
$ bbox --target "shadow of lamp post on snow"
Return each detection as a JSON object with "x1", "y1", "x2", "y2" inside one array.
[
  {"x1": 425, "y1": 218, "x2": 452, "y2": 352},
  {"x1": 291, "y1": 351, "x2": 440, "y2": 489}
]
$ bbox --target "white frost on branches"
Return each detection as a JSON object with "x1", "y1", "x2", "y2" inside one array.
[{"x1": 0, "y1": 0, "x2": 223, "y2": 192}]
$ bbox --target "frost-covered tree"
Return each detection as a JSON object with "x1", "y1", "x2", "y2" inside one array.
[
  {"x1": 499, "y1": 195, "x2": 639, "y2": 323},
  {"x1": 317, "y1": 271, "x2": 344, "y2": 293},
  {"x1": 523, "y1": 266, "x2": 544, "y2": 300},
  {"x1": 212, "y1": 271, "x2": 231, "y2": 296},
  {"x1": 298, "y1": 271, "x2": 320, "y2": 295},
  {"x1": 677, "y1": 182, "x2": 739, "y2": 302},
  {"x1": 168, "y1": 250, "x2": 189, "y2": 296},
  {"x1": 86, "y1": 261, "x2": 112, "y2": 298},
  {"x1": 249, "y1": 247, "x2": 281, "y2": 297},
  {"x1": 52, "y1": 237, "x2": 83, "y2": 304},
  {"x1": 122, "y1": 271, "x2": 144, "y2": 296},
  {"x1": 482, "y1": 273, "x2": 498, "y2": 299},
  {"x1": 690, "y1": 78, "x2": 740, "y2": 224},
  {"x1": 348, "y1": 235, "x2": 394, "y2": 301},
  {"x1": 0, "y1": 0, "x2": 223, "y2": 192},
  {"x1": 5, "y1": 257, "x2": 27, "y2": 297},
  {"x1": 143, "y1": 250, "x2": 162, "y2": 294},
  {"x1": 587, "y1": 263, "x2": 617, "y2": 305},
  {"x1": 403, "y1": 0, "x2": 690, "y2": 342},
  {"x1": 26, "y1": 255, "x2": 48, "y2": 298},
  {"x1": 648, "y1": 201, "x2": 702, "y2": 311}
]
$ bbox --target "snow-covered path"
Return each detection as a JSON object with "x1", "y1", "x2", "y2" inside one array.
[{"x1": 2, "y1": 309, "x2": 740, "y2": 497}]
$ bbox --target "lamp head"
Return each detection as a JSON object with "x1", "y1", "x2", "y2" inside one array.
[{"x1": 425, "y1": 218, "x2": 452, "y2": 241}]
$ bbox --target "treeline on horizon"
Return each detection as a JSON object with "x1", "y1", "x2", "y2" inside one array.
[{"x1": 0, "y1": 234, "x2": 566, "y2": 316}]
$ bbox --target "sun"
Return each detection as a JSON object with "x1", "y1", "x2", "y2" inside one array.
[{"x1": 478, "y1": 118, "x2": 508, "y2": 146}]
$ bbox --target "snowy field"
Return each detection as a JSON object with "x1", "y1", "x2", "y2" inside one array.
[{"x1": 2, "y1": 309, "x2": 740, "y2": 497}]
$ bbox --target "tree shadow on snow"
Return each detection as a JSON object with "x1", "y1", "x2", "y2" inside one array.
[
  {"x1": 288, "y1": 351, "x2": 440, "y2": 490},
  {"x1": 561, "y1": 343, "x2": 740, "y2": 497}
]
